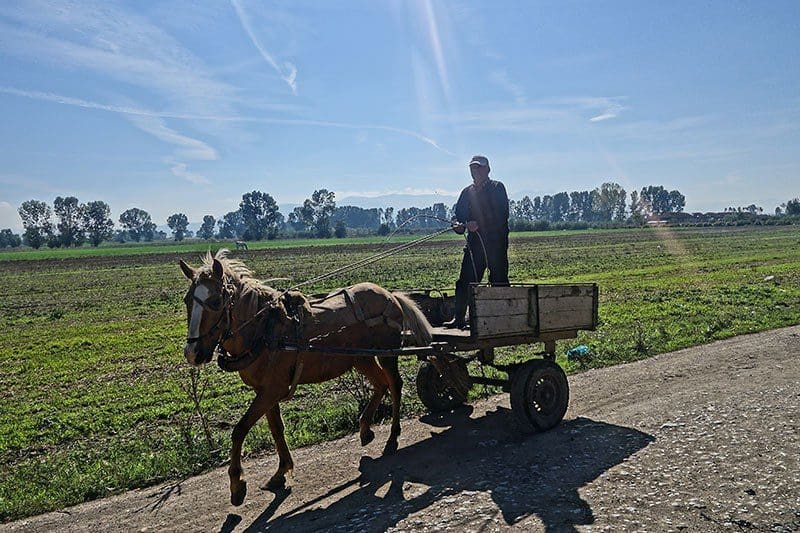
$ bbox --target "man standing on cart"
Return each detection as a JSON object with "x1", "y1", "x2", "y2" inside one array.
[{"x1": 445, "y1": 155, "x2": 510, "y2": 329}]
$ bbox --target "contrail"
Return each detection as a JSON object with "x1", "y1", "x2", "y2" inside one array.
[
  {"x1": 230, "y1": 0, "x2": 298, "y2": 95},
  {"x1": 0, "y1": 86, "x2": 455, "y2": 156}
]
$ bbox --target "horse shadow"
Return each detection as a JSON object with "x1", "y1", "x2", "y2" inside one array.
[{"x1": 242, "y1": 407, "x2": 654, "y2": 532}]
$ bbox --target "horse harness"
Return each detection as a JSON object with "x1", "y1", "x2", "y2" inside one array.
[{"x1": 192, "y1": 281, "x2": 404, "y2": 401}]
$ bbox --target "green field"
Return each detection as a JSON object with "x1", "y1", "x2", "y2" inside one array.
[{"x1": 1, "y1": 225, "x2": 799, "y2": 521}]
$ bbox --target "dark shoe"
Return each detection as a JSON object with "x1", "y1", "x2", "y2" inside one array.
[{"x1": 443, "y1": 318, "x2": 466, "y2": 329}]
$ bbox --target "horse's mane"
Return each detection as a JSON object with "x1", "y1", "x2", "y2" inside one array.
[
  {"x1": 200, "y1": 249, "x2": 312, "y2": 323},
  {"x1": 200, "y1": 249, "x2": 275, "y2": 298}
]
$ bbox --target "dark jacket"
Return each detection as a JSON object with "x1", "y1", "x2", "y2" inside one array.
[{"x1": 454, "y1": 179, "x2": 509, "y2": 247}]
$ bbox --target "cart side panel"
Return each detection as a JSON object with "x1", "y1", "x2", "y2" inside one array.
[
  {"x1": 470, "y1": 285, "x2": 539, "y2": 338},
  {"x1": 537, "y1": 284, "x2": 598, "y2": 332},
  {"x1": 470, "y1": 283, "x2": 597, "y2": 339}
]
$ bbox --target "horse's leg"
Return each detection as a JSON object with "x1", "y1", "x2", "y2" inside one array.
[
  {"x1": 353, "y1": 360, "x2": 389, "y2": 446},
  {"x1": 380, "y1": 356, "x2": 403, "y2": 455},
  {"x1": 229, "y1": 392, "x2": 272, "y2": 506},
  {"x1": 264, "y1": 402, "x2": 294, "y2": 489}
]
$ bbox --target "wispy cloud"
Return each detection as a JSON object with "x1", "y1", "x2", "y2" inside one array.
[
  {"x1": 489, "y1": 69, "x2": 526, "y2": 105},
  {"x1": 0, "y1": 2, "x2": 235, "y2": 113},
  {"x1": 168, "y1": 161, "x2": 211, "y2": 185},
  {"x1": 550, "y1": 97, "x2": 627, "y2": 122},
  {"x1": 589, "y1": 100, "x2": 625, "y2": 122},
  {"x1": 447, "y1": 96, "x2": 629, "y2": 131},
  {"x1": 453, "y1": 4, "x2": 528, "y2": 108},
  {"x1": 1, "y1": 86, "x2": 455, "y2": 156},
  {"x1": 0, "y1": 1, "x2": 235, "y2": 185},
  {"x1": 230, "y1": 0, "x2": 298, "y2": 94},
  {"x1": 0, "y1": 87, "x2": 296, "y2": 121},
  {"x1": 126, "y1": 115, "x2": 217, "y2": 161}
]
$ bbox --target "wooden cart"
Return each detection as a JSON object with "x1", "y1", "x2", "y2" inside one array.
[{"x1": 404, "y1": 282, "x2": 598, "y2": 433}]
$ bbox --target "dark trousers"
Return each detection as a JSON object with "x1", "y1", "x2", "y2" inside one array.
[{"x1": 454, "y1": 237, "x2": 509, "y2": 322}]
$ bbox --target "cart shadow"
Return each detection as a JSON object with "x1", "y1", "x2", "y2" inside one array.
[{"x1": 244, "y1": 407, "x2": 654, "y2": 532}]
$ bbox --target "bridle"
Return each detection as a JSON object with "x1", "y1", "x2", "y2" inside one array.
[
  {"x1": 185, "y1": 275, "x2": 280, "y2": 361},
  {"x1": 185, "y1": 277, "x2": 235, "y2": 345}
]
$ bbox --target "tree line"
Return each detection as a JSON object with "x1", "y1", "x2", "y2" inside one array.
[
  {"x1": 3, "y1": 185, "x2": 799, "y2": 249},
  {"x1": 508, "y1": 183, "x2": 686, "y2": 229}
]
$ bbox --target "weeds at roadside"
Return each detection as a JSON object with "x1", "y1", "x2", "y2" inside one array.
[{"x1": 174, "y1": 367, "x2": 223, "y2": 469}]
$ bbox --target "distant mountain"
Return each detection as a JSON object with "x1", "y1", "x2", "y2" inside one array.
[
  {"x1": 279, "y1": 203, "x2": 299, "y2": 217},
  {"x1": 335, "y1": 193, "x2": 459, "y2": 210},
  {"x1": 508, "y1": 189, "x2": 554, "y2": 200},
  {"x1": 157, "y1": 222, "x2": 202, "y2": 234}
]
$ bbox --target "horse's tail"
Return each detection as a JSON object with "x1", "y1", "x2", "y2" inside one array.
[
  {"x1": 393, "y1": 292, "x2": 470, "y2": 399},
  {"x1": 393, "y1": 292, "x2": 433, "y2": 347}
]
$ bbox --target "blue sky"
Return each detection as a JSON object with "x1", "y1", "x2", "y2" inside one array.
[{"x1": 1, "y1": 0, "x2": 798, "y2": 230}]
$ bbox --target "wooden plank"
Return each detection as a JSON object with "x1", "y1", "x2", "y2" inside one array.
[
  {"x1": 538, "y1": 296, "x2": 593, "y2": 314},
  {"x1": 537, "y1": 284, "x2": 596, "y2": 299},
  {"x1": 536, "y1": 284, "x2": 597, "y2": 332},
  {"x1": 472, "y1": 314, "x2": 534, "y2": 337},
  {"x1": 539, "y1": 308, "x2": 595, "y2": 332},
  {"x1": 472, "y1": 285, "x2": 531, "y2": 300},
  {"x1": 472, "y1": 298, "x2": 529, "y2": 317}
]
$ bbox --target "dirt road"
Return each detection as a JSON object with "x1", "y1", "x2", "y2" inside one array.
[{"x1": 4, "y1": 326, "x2": 799, "y2": 532}]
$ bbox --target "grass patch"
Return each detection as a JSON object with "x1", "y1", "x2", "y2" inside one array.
[{"x1": 1, "y1": 225, "x2": 799, "y2": 521}]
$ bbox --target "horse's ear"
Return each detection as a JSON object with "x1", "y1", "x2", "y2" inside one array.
[
  {"x1": 179, "y1": 259, "x2": 195, "y2": 280},
  {"x1": 212, "y1": 258, "x2": 224, "y2": 280}
]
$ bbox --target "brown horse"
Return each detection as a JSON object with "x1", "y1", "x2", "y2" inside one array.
[{"x1": 179, "y1": 250, "x2": 433, "y2": 506}]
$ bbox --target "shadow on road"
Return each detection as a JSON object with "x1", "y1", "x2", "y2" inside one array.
[{"x1": 242, "y1": 406, "x2": 654, "y2": 532}]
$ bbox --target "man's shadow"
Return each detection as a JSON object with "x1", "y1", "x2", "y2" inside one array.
[{"x1": 243, "y1": 407, "x2": 654, "y2": 532}]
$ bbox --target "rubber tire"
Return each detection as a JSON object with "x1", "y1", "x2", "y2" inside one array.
[
  {"x1": 510, "y1": 359, "x2": 569, "y2": 433},
  {"x1": 416, "y1": 361, "x2": 468, "y2": 413}
]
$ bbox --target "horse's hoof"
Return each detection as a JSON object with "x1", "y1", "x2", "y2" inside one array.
[
  {"x1": 382, "y1": 440, "x2": 398, "y2": 456},
  {"x1": 360, "y1": 429, "x2": 375, "y2": 446},
  {"x1": 230, "y1": 481, "x2": 247, "y2": 506},
  {"x1": 266, "y1": 474, "x2": 286, "y2": 490}
]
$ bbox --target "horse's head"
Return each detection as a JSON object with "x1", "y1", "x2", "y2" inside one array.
[{"x1": 179, "y1": 257, "x2": 232, "y2": 366}]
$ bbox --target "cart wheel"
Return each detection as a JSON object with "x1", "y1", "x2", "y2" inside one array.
[
  {"x1": 510, "y1": 359, "x2": 569, "y2": 433},
  {"x1": 416, "y1": 361, "x2": 469, "y2": 413}
]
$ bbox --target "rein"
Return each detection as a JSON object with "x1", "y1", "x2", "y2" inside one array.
[{"x1": 190, "y1": 223, "x2": 481, "y2": 374}]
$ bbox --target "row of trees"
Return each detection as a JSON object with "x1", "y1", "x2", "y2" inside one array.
[
  {"x1": 775, "y1": 198, "x2": 800, "y2": 216},
  {"x1": 5, "y1": 187, "x2": 797, "y2": 249},
  {"x1": 15, "y1": 197, "x2": 189, "y2": 249},
  {"x1": 10, "y1": 189, "x2": 348, "y2": 249},
  {"x1": 509, "y1": 183, "x2": 686, "y2": 225},
  {"x1": 17, "y1": 197, "x2": 117, "y2": 249}
]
